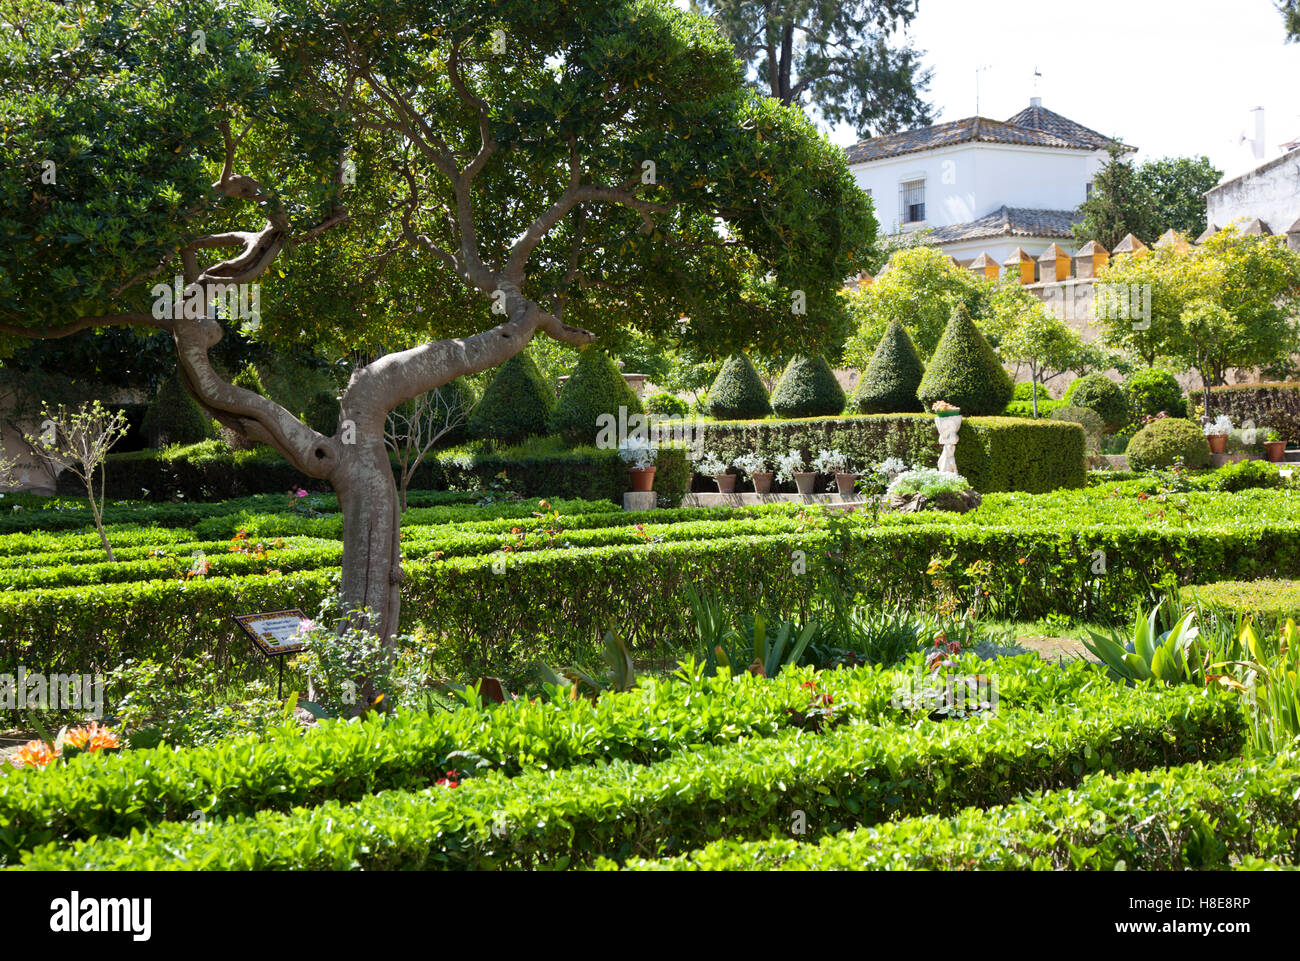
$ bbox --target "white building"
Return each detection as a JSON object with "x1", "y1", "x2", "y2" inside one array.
[
  {"x1": 1204, "y1": 147, "x2": 1300, "y2": 251},
  {"x1": 845, "y1": 99, "x2": 1133, "y2": 268}
]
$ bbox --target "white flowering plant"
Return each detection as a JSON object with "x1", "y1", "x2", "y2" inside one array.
[
  {"x1": 775, "y1": 449, "x2": 806, "y2": 483},
  {"x1": 887, "y1": 467, "x2": 969, "y2": 498},
  {"x1": 811, "y1": 448, "x2": 849, "y2": 474},
  {"x1": 732, "y1": 452, "x2": 769, "y2": 476},
  {"x1": 1204, "y1": 415, "x2": 1233, "y2": 437},
  {"x1": 617, "y1": 437, "x2": 658, "y2": 470},
  {"x1": 697, "y1": 451, "x2": 729, "y2": 476},
  {"x1": 876, "y1": 457, "x2": 910, "y2": 481}
]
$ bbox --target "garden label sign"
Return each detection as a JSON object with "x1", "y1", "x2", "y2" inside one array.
[{"x1": 234, "y1": 609, "x2": 310, "y2": 657}]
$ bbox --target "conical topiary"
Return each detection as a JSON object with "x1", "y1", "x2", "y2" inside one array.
[
  {"x1": 769, "y1": 354, "x2": 846, "y2": 419},
  {"x1": 469, "y1": 351, "x2": 555, "y2": 442},
  {"x1": 141, "y1": 372, "x2": 213, "y2": 448},
  {"x1": 549, "y1": 348, "x2": 642, "y2": 444},
  {"x1": 916, "y1": 305, "x2": 1013, "y2": 416},
  {"x1": 852, "y1": 320, "x2": 925, "y2": 414},
  {"x1": 707, "y1": 353, "x2": 772, "y2": 420}
]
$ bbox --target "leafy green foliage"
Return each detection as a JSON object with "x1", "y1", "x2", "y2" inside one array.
[
  {"x1": 468, "y1": 352, "x2": 554, "y2": 443},
  {"x1": 1123, "y1": 368, "x2": 1186, "y2": 420},
  {"x1": 1125, "y1": 417, "x2": 1211, "y2": 471},
  {"x1": 1072, "y1": 144, "x2": 1152, "y2": 250},
  {"x1": 707, "y1": 353, "x2": 772, "y2": 419},
  {"x1": 230, "y1": 364, "x2": 266, "y2": 398},
  {"x1": 1083, "y1": 603, "x2": 1202, "y2": 684},
  {"x1": 1049, "y1": 406, "x2": 1104, "y2": 455},
  {"x1": 851, "y1": 320, "x2": 923, "y2": 414},
  {"x1": 645, "y1": 391, "x2": 689, "y2": 417},
  {"x1": 1135, "y1": 155, "x2": 1223, "y2": 239},
  {"x1": 1064, "y1": 373, "x2": 1129, "y2": 433},
  {"x1": 549, "y1": 349, "x2": 642, "y2": 444},
  {"x1": 140, "y1": 374, "x2": 212, "y2": 449},
  {"x1": 916, "y1": 305, "x2": 1013, "y2": 416},
  {"x1": 769, "y1": 354, "x2": 845, "y2": 418}
]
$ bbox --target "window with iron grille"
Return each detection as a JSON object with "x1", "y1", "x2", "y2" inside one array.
[{"x1": 899, "y1": 179, "x2": 925, "y2": 223}]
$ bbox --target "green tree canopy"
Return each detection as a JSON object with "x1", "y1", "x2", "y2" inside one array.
[
  {"x1": 1073, "y1": 145, "x2": 1152, "y2": 250},
  {"x1": 692, "y1": 0, "x2": 932, "y2": 137},
  {"x1": 1135, "y1": 156, "x2": 1224, "y2": 240}
]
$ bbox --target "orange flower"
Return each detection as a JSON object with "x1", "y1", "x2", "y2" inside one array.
[
  {"x1": 62, "y1": 722, "x2": 121, "y2": 753},
  {"x1": 11, "y1": 739, "x2": 60, "y2": 769}
]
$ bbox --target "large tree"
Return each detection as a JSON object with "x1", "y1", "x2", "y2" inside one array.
[
  {"x1": 691, "y1": 0, "x2": 932, "y2": 137},
  {"x1": 1136, "y1": 156, "x2": 1223, "y2": 240},
  {"x1": 1072, "y1": 145, "x2": 1153, "y2": 251},
  {"x1": 1, "y1": 0, "x2": 873, "y2": 646},
  {"x1": 1282, "y1": 0, "x2": 1299, "y2": 40}
]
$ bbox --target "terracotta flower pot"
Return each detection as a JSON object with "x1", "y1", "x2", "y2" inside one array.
[
  {"x1": 834, "y1": 473, "x2": 858, "y2": 497},
  {"x1": 1265, "y1": 440, "x2": 1286, "y2": 462},
  {"x1": 1207, "y1": 433, "x2": 1227, "y2": 454},
  {"x1": 629, "y1": 467, "x2": 656, "y2": 492},
  {"x1": 750, "y1": 472, "x2": 774, "y2": 494},
  {"x1": 794, "y1": 471, "x2": 817, "y2": 496},
  {"x1": 713, "y1": 473, "x2": 736, "y2": 493}
]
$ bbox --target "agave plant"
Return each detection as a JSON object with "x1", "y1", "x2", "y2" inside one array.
[
  {"x1": 537, "y1": 629, "x2": 637, "y2": 698},
  {"x1": 683, "y1": 585, "x2": 817, "y2": 678},
  {"x1": 1083, "y1": 602, "x2": 1203, "y2": 685}
]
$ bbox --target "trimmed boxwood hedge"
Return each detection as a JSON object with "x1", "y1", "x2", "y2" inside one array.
[
  {"x1": 1183, "y1": 579, "x2": 1300, "y2": 632},
  {"x1": 851, "y1": 320, "x2": 925, "y2": 414},
  {"x1": 917, "y1": 305, "x2": 1013, "y2": 416},
  {"x1": 769, "y1": 354, "x2": 845, "y2": 418},
  {"x1": 468, "y1": 352, "x2": 554, "y2": 442},
  {"x1": 706, "y1": 353, "x2": 772, "y2": 420},
  {"x1": 15, "y1": 684, "x2": 1241, "y2": 870},
  {"x1": 1125, "y1": 417, "x2": 1211, "y2": 471}
]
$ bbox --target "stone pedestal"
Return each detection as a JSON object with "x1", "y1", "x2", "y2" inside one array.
[{"x1": 622, "y1": 491, "x2": 659, "y2": 512}]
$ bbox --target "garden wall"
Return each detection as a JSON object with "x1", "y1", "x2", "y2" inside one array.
[{"x1": 1204, "y1": 382, "x2": 1300, "y2": 445}]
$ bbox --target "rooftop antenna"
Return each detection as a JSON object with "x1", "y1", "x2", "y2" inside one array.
[{"x1": 975, "y1": 64, "x2": 993, "y2": 115}]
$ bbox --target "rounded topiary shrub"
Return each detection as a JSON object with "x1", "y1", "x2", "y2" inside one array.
[
  {"x1": 468, "y1": 351, "x2": 555, "y2": 442},
  {"x1": 1123, "y1": 368, "x2": 1187, "y2": 420},
  {"x1": 769, "y1": 354, "x2": 845, "y2": 418},
  {"x1": 549, "y1": 348, "x2": 642, "y2": 444},
  {"x1": 1012, "y1": 380, "x2": 1051, "y2": 402},
  {"x1": 1125, "y1": 417, "x2": 1212, "y2": 471},
  {"x1": 141, "y1": 372, "x2": 212, "y2": 448},
  {"x1": 1065, "y1": 373, "x2": 1129, "y2": 433},
  {"x1": 708, "y1": 353, "x2": 772, "y2": 420},
  {"x1": 646, "y1": 391, "x2": 690, "y2": 418},
  {"x1": 852, "y1": 320, "x2": 924, "y2": 414},
  {"x1": 1050, "y1": 405, "x2": 1105, "y2": 454},
  {"x1": 916, "y1": 305, "x2": 1013, "y2": 416}
]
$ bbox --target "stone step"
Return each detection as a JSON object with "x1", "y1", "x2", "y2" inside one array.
[{"x1": 680, "y1": 492, "x2": 865, "y2": 509}]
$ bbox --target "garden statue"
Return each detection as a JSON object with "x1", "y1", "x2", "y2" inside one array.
[{"x1": 933, "y1": 402, "x2": 962, "y2": 474}]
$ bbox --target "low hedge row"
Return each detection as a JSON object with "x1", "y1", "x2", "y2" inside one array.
[
  {"x1": 1183, "y1": 579, "x2": 1300, "y2": 633},
  {"x1": 17, "y1": 685, "x2": 1242, "y2": 870},
  {"x1": 0, "y1": 667, "x2": 900, "y2": 860},
  {"x1": 692, "y1": 414, "x2": 1083, "y2": 493},
  {"x1": 7, "y1": 519, "x2": 1300, "y2": 675},
  {"x1": 623, "y1": 752, "x2": 1300, "y2": 871}
]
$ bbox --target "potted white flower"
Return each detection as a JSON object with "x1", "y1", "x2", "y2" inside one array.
[
  {"x1": 776, "y1": 449, "x2": 816, "y2": 496},
  {"x1": 618, "y1": 438, "x2": 658, "y2": 492},
  {"x1": 697, "y1": 451, "x2": 735, "y2": 493},
  {"x1": 1204, "y1": 414, "x2": 1232, "y2": 454},
  {"x1": 812, "y1": 448, "x2": 856, "y2": 497},
  {"x1": 732, "y1": 452, "x2": 773, "y2": 494}
]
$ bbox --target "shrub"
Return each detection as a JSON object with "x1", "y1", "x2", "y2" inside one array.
[
  {"x1": 916, "y1": 305, "x2": 1013, "y2": 416},
  {"x1": 1212, "y1": 459, "x2": 1284, "y2": 493},
  {"x1": 1183, "y1": 579, "x2": 1300, "y2": 633},
  {"x1": 468, "y1": 352, "x2": 554, "y2": 442},
  {"x1": 1123, "y1": 368, "x2": 1186, "y2": 420},
  {"x1": 954, "y1": 418, "x2": 1086, "y2": 493},
  {"x1": 1064, "y1": 373, "x2": 1129, "y2": 433},
  {"x1": 230, "y1": 363, "x2": 266, "y2": 397},
  {"x1": 1050, "y1": 406, "x2": 1104, "y2": 454},
  {"x1": 1012, "y1": 381, "x2": 1051, "y2": 402},
  {"x1": 851, "y1": 320, "x2": 925, "y2": 414},
  {"x1": 1002, "y1": 398, "x2": 1067, "y2": 419},
  {"x1": 16, "y1": 684, "x2": 1241, "y2": 870},
  {"x1": 707, "y1": 353, "x2": 772, "y2": 420},
  {"x1": 769, "y1": 355, "x2": 845, "y2": 418},
  {"x1": 1125, "y1": 417, "x2": 1212, "y2": 471},
  {"x1": 140, "y1": 373, "x2": 212, "y2": 448},
  {"x1": 645, "y1": 392, "x2": 689, "y2": 418},
  {"x1": 549, "y1": 349, "x2": 642, "y2": 443}
]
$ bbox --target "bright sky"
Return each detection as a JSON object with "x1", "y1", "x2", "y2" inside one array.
[{"x1": 835, "y1": 0, "x2": 1300, "y2": 181}]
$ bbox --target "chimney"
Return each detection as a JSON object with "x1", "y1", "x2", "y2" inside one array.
[{"x1": 1030, "y1": 97, "x2": 1042, "y2": 108}]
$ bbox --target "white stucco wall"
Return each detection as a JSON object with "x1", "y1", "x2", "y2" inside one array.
[
  {"x1": 1206, "y1": 151, "x2": 1300, "y2": 247},
  {"x1": 849, "y1": 141, "x2": 1110, "y2": 237}
]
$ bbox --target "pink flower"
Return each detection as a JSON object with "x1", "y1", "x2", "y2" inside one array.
[{"x1": 295, "y1": 488, "x2": 308, "y2": 498}]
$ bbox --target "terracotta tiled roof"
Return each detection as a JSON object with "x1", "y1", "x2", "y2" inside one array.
[
  {"x1": 925, "y1": 206, "x2": 1080, "y2": 244},
  {"x1": 1004, "y1": 104, "x2": 1123, "y2": 151},
  {"x1": 845, "y1": 104, "x2": 1127, "y2": 164}
]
